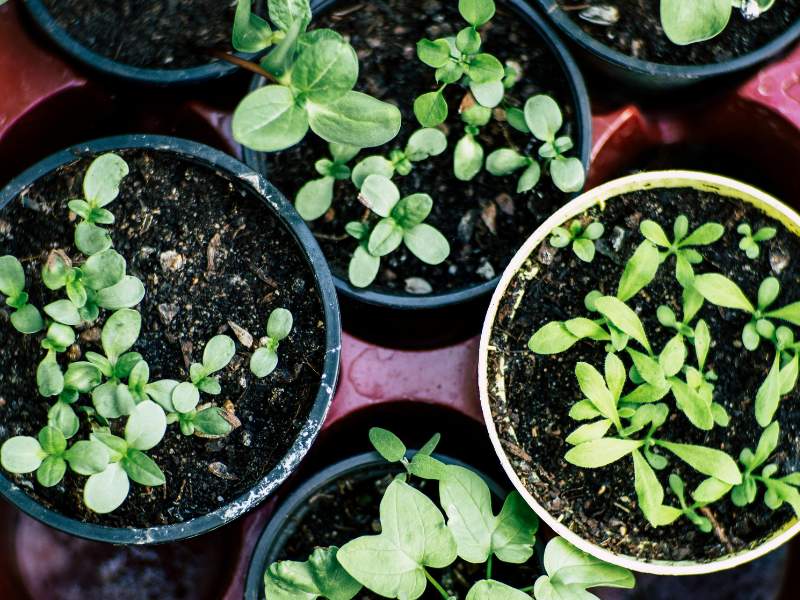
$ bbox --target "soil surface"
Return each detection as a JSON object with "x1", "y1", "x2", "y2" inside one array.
[
  {"x1": 560, "y1": 0, "x2": 800, "y2": 65},
  {"x1": 40, "y1": 0, "x2": 237, "y2": 69},
  {"x1": 0, "y1": 149, "x2": 326, "y2": 527},
  {"x1": 263, "y1": 0, "x2": 582, "y2": 297},
  {"x1": 488, "y1": 187, "x2": 800, "y2": 561},
  {"x1": 275, "y1": 465, "x2": 542, "y2": 599}
]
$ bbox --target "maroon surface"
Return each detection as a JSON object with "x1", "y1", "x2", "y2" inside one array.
[{"x1": 1, "y1": 0, "x2": 800, "y2": 597}]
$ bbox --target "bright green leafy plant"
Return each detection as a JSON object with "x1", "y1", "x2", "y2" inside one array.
[
  {"x1": 230, "y1": 0, "x2": 401, "y2": 152},
  {"x1": 737, "y1": 222, "x2": 776, "y2": 258},
  {"x1": 0, "y1": 255, "x2": 44, "y2": 334},
  {"x1": 548, "y1": 219, "x2": 604, "y2": 262},
  {"x1": 660, "y1": 0, "x2": 776, "y2": 46},
  {"x1": 251, "y1": 308, "x2": 293, "y2": 377},
  {"x1": 263, "y1": 428, "x2": 635, "y2": 600}
]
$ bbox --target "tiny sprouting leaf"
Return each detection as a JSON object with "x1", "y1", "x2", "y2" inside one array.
[
  {"x1": 83, "y1": 153, "x2": 129, "y2": 208},
  {"x1": 337, "y1": 478, "x2": 457, "y2": 600},
  {"x1": 470, "y1": 80, "x2": 504, "y2": 108},
  {"x1": 1, "y1": 436, "x2": 45, "y2": 473},
  {"x1": 48, "y1": 400, "x2": 79, "y2": 439},
  {"x1": 0, "y1": 255, "x2": 24, "y2": 299},
  {"x1": 550, "y1": 157, "x2": 585, "y2": 193},
  {"x1": 405, "y1": 128, "x2": 448, "y2": 162},
  {"x1": 267, "y1": 308, "x2": 293, "y2": 340},
  {"x1": 351, "y1": 156, "x2": 395, "y2": 189},
  {"x1": 369, "y1": 219, "x2": 404, "y2": 257},
  {"x1": 348, "y1": 245, "x2": 380, "y2": 288},
  {"x1": 565, "y1": 438, "x2": 643, "y2": 468},
  {"x1": 269, "y1": 0, "x2": 312, "y2": 31},
  {"x1": 617, "y1": 241, "x2": 660, "y2": 301},
  {"x1": 632, "y1": 450, "x2": 681, "y2": 527},
  {"x1": 566, "y1": 420, "x2": 612, "y2": 445},
  {"x1": 403, "y1": 224, "x2": 450, "y2": 265},
  {"x1": 454, "y1": 133, "x2": 484, "y2": 182},
  {"x1": 192, "y1": 407, "x2": 234, "y2": 438},
  {"x1": 393, "y1": 194, "x2": 433, "y2": 229},
  {"x1": 360, "y1": 175, "x2": 401, "y2": 218},
  {"x1": 417, "y1": 39, "x2": 451, "y2": 68},
  {"x1": 232, "y1": 0, "x2": 273, "y2": 52},
  {"x1": 564, "y1": 317, "x2": 609, "y2": 341},
  {"x1": 64, "y1": 440, "x2": 110, "y2": 475},
  {"x1": 122, "y1": 450, "x2": 166, "y2": 486},
  {"x1": 250, "y1": 347, "x2": 279, "y2": 377},
  {"x1": 575, "y1": 360, "x2": 621, "y2": 427},
  {"x1": 524, "y1": 95, "x2": 562, "y2": 142},
  {"x1": 692, "y1": 477, "x2": 732, "y2": 504},
  {"x1": 125, "y1": 400, "x2": 167, "y2": 451},
  {"x1": 660, "y1": 0, "x2": 731, "y2": 45},
  {"x1": 202, "y1": 335, "x2": 236, "y2": 374},
  {"x1": 456, "y1": 26, "x2": 482, "y2": 53},
  {"x1": 369, "y1": 427, "x2": 407, "y2": 463},
  {"x1": 464, "y1": 54, "x2": 504, "y2": 84},
  {"x1": 593, "y1": 296, "x2": 651, "y2": 353},
  {"x1": 640, "y1": 220, "x2": 670, "y2": 247},
  {"x1": 42, "y1": 251, "x2": 71, "y2": 290},
  {"x1": 693, "y1": 273, "x2": 754, "y2": 313},
  {"x1": 414, "y1": 90, "x2": 448, "y2": 128},
  {"x1": 44, "y1": 299, "x2": 82, "y2": 326},
  {"x1": 37, "y1": 352, "x2": 64, "y2": 398},
  {"x1": 669, "y1": 377, "x2": 713, "y2": 430},
  {"x1": 101, "y1": 309, "x2": 142, "y2": 362},
  {"x1": 37, "y1": 456, "x2": 67, "y2": 487},
  {"x1": 657, "y1": 440, "x2": 741, "y2": 485},
  {"x1": 83, "y1": 461, "x2": 130, "y2": 514},
  {"x1": 95, "y1": 276, "x2": 146, "y2": 310},
  {"x1": 681, "y1": 222, "x2": 724, "y2": 246},
  {"x1": 172, "y1": 381, "x2": 201, "y2": 414},
  {"x1": 296, "y1": 177, "x2": 335, "y2": 221},
  {"x1": 11, "y1": 304, "x2": 45, "y2": 334},
  {"x1": 459, "y1": 0, "x2": 496, "y2": 26},
  {"x1": 75, "y1": 221, "x2": 112, "y2": 256},
  {"x1": 528, "y1": 322, "x2": 578, "y2": 354},
  {"x1": 465, "y1": 580, "x2": 529, "y2": 600},
  {"x1": 82, "y1": 249, "x2": 126, "y2": 290},
  {"x1": 306, "y1": 91, "x2": 402, "y2": 149},
  {"x1": 486, "y1": 149, "x2": 528, "y2": 176}
]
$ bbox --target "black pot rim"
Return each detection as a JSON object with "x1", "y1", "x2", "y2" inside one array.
[
  {"x1": 243, "y1": 450, "x2": 517, "y2": 600},
  {"x1": 22, "y1": 0, "x2": 247, "y2": 86},
  {"x1": 0, "y1": 134, "x2": 342, "y2": 544},
  {"x1": 533, "y1": 0, "x2": 800, "y2": 83},
  {"x1": 241, "y1": 0, "x2": 592, "y2": 311}
]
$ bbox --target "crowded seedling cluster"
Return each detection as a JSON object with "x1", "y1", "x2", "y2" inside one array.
[
  {"x1": 529, "y1": 213, "x2": 800, "y2": 531},
  {"x1": 0, "y1": 154, "x2": 292, "y2": 513},
  {"x1": 263, "y1": 428, "x2": 634, "y2": 600},
  {"x1": 660, "y1": 0, "x2": 777, "y2": 45}
]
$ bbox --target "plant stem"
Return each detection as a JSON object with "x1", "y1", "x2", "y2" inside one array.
[
  {"x1": 207, "y1": 49, "x2": 279, "y2": 83},
  {"x1": 486, "y1": 554, "x2": 493, "y2": 579},
  {"x1": 424, "y1": 568, "x2": 449, "y2": 600},
  {"x1": 519, "y1": 584, "x2": 535, "y2": 593}
]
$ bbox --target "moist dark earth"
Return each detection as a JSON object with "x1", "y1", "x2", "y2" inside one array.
[
  {"x1": 41, "y1": 0, "x2": 237, "y2": 69},
  {"x1": 274, "y1": 466, "x2": 542, "y2": 599},
  {"x1": 262, "y1": 0, "x2": 583, "y2": 296},
  {"x1": 488, "y1": 187, "x2": 800, "y2": 561},
  {"x1": 561, "y1": 0, "x2": 800, "y2": 64},
  {"x1": 0, "y1": 149, "x2": 326, "y2": 527}
]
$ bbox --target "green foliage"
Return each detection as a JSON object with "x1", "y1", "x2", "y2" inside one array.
[
  {"x1": 0, "y1": 255, "x2": 45, "y2": 334},
  {"x1": 660, "y1": 0, "x2": 775, "y2": 46},
  {"x1": 231, "y1": 0, "x2": 400, "y2": 153},
  {"x1": 267, "y1": 429, "x2": 633, "y2": 600},
  {"x1": 548, "y1": 219, "x2": 604, "y2": 263},
  {"x1": 251, "y1": 308, "x2": 294, "y2": 377},
  {"x1": 738, "y1": 223, "x2": 776, "y2": 259}
]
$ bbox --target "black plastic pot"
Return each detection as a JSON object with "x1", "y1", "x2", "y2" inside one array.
[
  {"x1": 241, "y1": 0, "x2": 592, "y2": 315},
  {"x1": 532, "y1": 0, "x2": 800, "y2": 90},
  {"x1": 0, "y1": 134, "x2": 341, "y2": 544},
  {"x1": 22, "y1": 0, "x2": 251, "y2": 86},
  {"x1": 244, "y1": 451, "x2": 539, "y2": 600}
]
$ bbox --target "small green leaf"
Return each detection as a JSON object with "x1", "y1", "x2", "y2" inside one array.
[
  {"x1": 48, "y1": 400, "x2": 79, "y2": 438},
  {"x1": 458, "y1": 0, "x2": 495, "y2": 26},
  {"x1": 572, "y1": 239, "x2": 595, "y2": 263},
  {"x1": 0, "y1": 255, "x2": 24, "y2": 298},
  {"x1": 470, "y1": 80, "x2": 504, "y2": 108},
  {"x1": 393, "y1": 194, "x2": 433, "y2": 229},
  {"x1": 351, "y1": 156, "x2": 395, "y2": 189},
  {"x1": 417, "y1": 38, "x2": 451, "y2": 68},
  {"x1": 692, "y1": 477, "x2": 732, "y2": 504},
  {"x1": 594, "y1": 296, "x2": 651, "y2": 353},
  {"x1": 265, "y1": 546, "x2": 362, "y2": 600},
  {"x1": 454, "y1": 134, "x2": 484, "y2": 181},
  {"x1": 232, "y1": 0, "x2": 273, "y2": 52},
  {"x1": 233, "y1": 85, "x2": 310, "y2": 152},
  {"x1": 269, "y1": 0, "x2": 311, "y2": 31},
  {"x1": 669, "y1": 377, "x2": 713, "y2": 430},
  {"x1": 291, "y1": 38, "x2": 358, "y2": 103},
  {"x1": 405, "y1": 128, "x2": 448, "y2": 162},
  {"x1": 122, "y1": 449, "x2": 166, "y2": 486},
  {"x1": 403, "y1": 224, "x2": 450, "y2": 265},
  {"x1": 95, "y1": 275, "x2": 145, "y2": 310},
  {"x1": 37, "y1": 353, "x2": 64, "y2": 398},
  {"x1": 694, "y1": 273, "x2": 754, "y2": 313},
  {"x1": 565, "y1": 438, "x2": 642, "y2": 468},
  {"x1": 524, "y1": 95, "x2": 562, "y2": 142},
  {"x1": 549, "y1": 157, "x2": 585, "y2": 193},
  {"x1": 659, "y1": 335, "x2": 686, "y2": 378},
  {"x1": 640, "y1": 220, "x2": 670, "y2": 247},
  {"x1": 466, "y1": 580, "x2": 529, "y2": 600},
  {"x1": 125, "y1": 400, "x2": 167, "y2": 451},
  {"x1": 307, "y1": 92, "x2": 402, "y2": 149},
  {"x1": 102, "y1": 309, "x2": 141, "y2": 362},
  {"x1": 575, "y1": 362, "x2": 619, "y2": 426},
  {"x1": 83, "y1": 153, "x2": 129, "y2": 207},
  {"x1": 661, "y1": 0, "x2": 732, "y2": 45},
  {"x1": 632, "y1": 450, "x2": 682, "y2": 527},
  {"x1": 172, "y1": 381, "x2": 201, "y2": 414},
  {"x1": 694, "y1": 320, "x2": 711, "y2": 370},
  {"x1": 251, "y1": 347, "x2": 279, "y2": 377},
  {"x1": 414, "y1": 90, "x2": 448, "y2": 128},
  {"x1": 756, "y1": 354, "x2": 782, "y2": 428},
  {"x1": 203, "y1": 335, "x2": 236, "y2": 374},
  {"x1": 349, "y1": 245, "x2": 380, "y2": 288},
  {"x1": 44, "y1": 299, "x2": 82, "y2": 326},
  {"x1": 11, "y1": 303, "x2": 45, "y2": 334},
  {"x1": 369, "y1": 219, "x2": 404, "y2": 257},
  {"x1": 82, "y1": 249, "x2": 126, "y2": 290},
  {"x1": 145, "y1": 379, "x2": 179, "y2": 412},
  {"x1": 681, "y1": 223, "x2": 724, "y2": 246},
  {"x1": 486, "y1": 148, "x2": 528, "y2": 176},
  {"x1": 64, "y1": 440, "x2": 109, "y2": 475},
  {"x1": 360, "y1": 175, "x2": 400, "y2": 218},
  {"x1": 657, "y1": 440, "x2": 742, "y2": 485},
  {"x1": 368, "y1": 427, "x2": 406, "y2": 462},
  {"x1": 617, "y1": 241, "x2": 660, "y2": 301},
  {"x1": 84, "y1": 462, "x2": 130, "y2": 514},
  {"x1": 75, "y1": 222, "x2": 112, "y2": 256},
  {"x1": 528, "y1": 322, "x2": 578, "y2": 354},
  {"x1": 1, "y1": 436, "x2": 45, "y2": 473},
  {"x1": 38, "y1": 425, "x2": 66, "y2": 455},
  {"x1": 766, "y1": 302, "x2": 800, "y2": 326},
  {"x1": 465, "y1": 53, "x2": 504, "y2": 84},
  {"x1": 37, "y1": 456, "x2": 67, "y2": 487}
]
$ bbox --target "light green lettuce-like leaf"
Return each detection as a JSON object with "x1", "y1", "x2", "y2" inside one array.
[
  {"x1": 661, "y1": 0, "x2": 731, "y2": 45},
  {"x1": 203, "y1": 335, "x2": 236, "y2": 374},
  {"x1": 83, "y1": 153, "x2": 129, "y2": 207},
  {"x1": 549, "y1": 157, "x2": 584, "y2": 193},
  {"x1": 632, "y1": 450, "x2": 682, "y2": 527},
  {"x1": 269, "y1": 0, "x2": 311, "y2": 31},
  {"x1": 125, "y1": 400, "x2": 167, "y2": 451},
  {"x1": 75, "y1": 221, "x2": 112, "y2": 256},
  {"x1": 307, "y1": 91, "x2": 401, "y2": 148},
  {"x1": 1, "y1": 436, "x2": 45, "y2": 473},
  {"x1": 417, "y1": 38, "x2": 451, "y2": 68},
  {"x1": 565, "y1": 438, "x2": 643, "y2": 468},
  {"x1": 414, "y1": 90, "x2": 448, "y2": 128},
  {"x1": 265, "y1": 546, "x2": 361, "y2": 600},
  {"x1": 466, "y1": 580, "x2": 530, "y2": 600},
  {"x1": 233, "y1": 85, "x2": 310, "y2": 152},
  {"x1": 459, "y1": 0, "x2": 496, "y2": 26},
  {"x1": 232, "y1": 0, "x2": 273, "y2": 53},
  {"x1": 657, "y1": 440, "x2": 741, "y2": 485},
  {"x1": 360, "y1": 175, "x2": 400, "y2": 217},
  {"x1": 102, "y1": 309, "x2": 141, "y2": 362},
  {"x1": 528, "y1": 322, "x2": 578, "y2": 354},
  {"x1": 83, "y1": 461, "x2": 130, "y2": 514},
  {"x1": 693, "y1": 273, "x2": 754, "y2": 313},
  {"x1": 369, "y1": 219, "x2": 404, "y2": 257}
]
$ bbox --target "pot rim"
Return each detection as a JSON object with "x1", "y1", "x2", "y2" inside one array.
[
  {"x1": 241, "y1": 0, "x2": 592, "y2": 311},
  {"x1": 243, "y1": 450, "x2": 513, "y2": 600},
  {"x1": 22, "y1": 0, "x2": 247, "y2": 86},
  {"x1": 0, "y1": 134, "x2": 342, "y2": 544},
  {"x1": 533, "y1": 0, "x2": 800, "y2": 83},
  {"x1": 478, "y1": 169, "x2": 800, "y2": 575}
]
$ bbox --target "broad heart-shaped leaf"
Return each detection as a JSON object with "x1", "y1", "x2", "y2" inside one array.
[
  {"x1": 565, "y1": 438, "x2": 642, "y2": 468},
  {"x1": 296, "y1": 176, "x2": 334, "y2": 221},
  {"x1": 349, "y1": 245, "x2": 380, "y2": 288},
  {"x1": 593, "y1": 296, "x2": 651, "y2": 353},
  {"x1": 11, "y1": 303, "x2": 45, "y2": 334},
  {"x1": 617, "y1": 241, "x2": 660, "y2": 301},
  {"x1": 534, "y1": 538, "x2": 635, "y2": 600},
  {"x1": 337, "y1": 478, "x2": 457, "y2": 600},
  {"x1": 124, "y1": 400, "x2": 166, "y2": 451},
  {"x1": 632, "y1": 449, "x2": 681, "y2": 527},
  {"x1": 1, "y1": 436, "x2": 45, "y2": 473},
  {"x1": 406, "y1": 128, "x2": 448, "y2": 162},
  {"x1": 416, "y1": 38, "x2": 451, "y2": 68},
  {"x1": 102, "y1": 309, "x2": 141, "y2": 362},
  {"x1": 233, "y1": 85, "x2": 310, "y2": 152},
  {"x1": 0, "y1": 255, "x2": 24, "y2": 297},
  {"x1": 291, "y1": 38, "x2": 358, "y2": 103},
  {"x1": 83, "y1": 153, "x2": 129, "y2": 207},
  {"x1": 404, "y1": 224, "x2": 450, "y2": 265},
  {"x1": 524, "y1": 95, "x2": 562, "y2": 142},
  {"x1": 83, "y1": 462, "x2": 130, "y2": 514},
  {"x1": 465, "y1": 53, "x2": 504, "y2": 84},
  {"x1": 360, "y1": 174, "x2": 400, "y2": 217},
  {"x1": 657, "y1": 440, "x2": 742, "y2": 485},
  {"x1": 269, "y1": 0, "x2": 311, "y2": 31},
  {"x1": 233, "y1": 0, "x2": 273, "y2": 52},
  {"x1": 660, "y1": 0, "x2": 731, "y2": 45},
  {"x1": 437, "y1": 464, "x2": 538, "y2": 564},
  {"x1": 95, "y1": 276, "x2": 145, "y2": 310},
  {"x1": 466, "y1": 580, "x2": 530, "y2": 600},
  {"x1": 307, "y1": 91, "x2": 402, "y2": 149},
  {"x1": 265, "y1": 547, "x2": 361, "y2": 600},
  {"x1": 693, "y1": 273, "x2": 754, "y2": 313}
]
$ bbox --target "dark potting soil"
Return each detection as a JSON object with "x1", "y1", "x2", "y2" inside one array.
[
  {"x1": 560, "y1": 0, "x2": 800, "y2": 65},
  {"x1": 264, "y1": 0, "x2": 581, "y2": 296},
  {"x1": 0, "y1": 149, "x2": 326, "y2": 527},
  {"x1": 488, "y1": 187, "x2": 800, "y2": 561},
  {"x1": 40, "y1": 0, "x2": 237, "y2": 69}
]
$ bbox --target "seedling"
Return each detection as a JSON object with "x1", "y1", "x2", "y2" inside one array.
[
  {"x1": 661, "y1": 0, "x2": 776, "y2": 46},
  {"x1": 548, "y1": 219, "x2": 604, "y2": 262},
  {"x1": 486, "y1": 95, "x2": 584, "y2": 193},
  {"x1": 738, "y1": 222, "x2": 776, "y2": 258},
  {"x1": 346, "y1": 175, "x2": 450, "y2": 288},
  {"x1": 0, "y1": 256, "x2": 44, "y2": 334},
  {"x1": 295, "y1": 143, "x2": 361, "y2": 221},
  {"x1": 230, "y1": 0, "x2": 401, "y2": 153},
  {"x1": 170, "y1": 335, "x2": 236, "y2": 416},
  {"x1": 263, "y1": 428, "x2": 635, "y2": 600},
  {"x1": 453, "y1": 101, "x2": 491, "y2": 181},
  {"x1": 251, "y1": 308, "x2": 293, "y2": 377}
]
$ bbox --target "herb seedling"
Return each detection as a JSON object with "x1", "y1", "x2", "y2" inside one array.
[
  {"x1": 230, "y1": 0, "x2": 401, "y2": 152},
  {"x1": 486, "y1": 95, "x2": 584, "y2": 193},
  {"x1": 263, "y1": 428, "x2": 635, "y2": 600},
  {"x1": 294, "y1": 143, "x2": 361, "y2": 221},
  {"x1": 347, "y1": 175, "x2": 450, "y2": 288},
  {"x1": 251, "y1": 308, "x2": 293, "y2": 377},
  {"x1": 738, "y1": 222, "x2": 776, "y2": 258},
  {"x1": 453, "y1": 101, "x2": 491, "y2": 181},
  {"x1": 549, "y1": 219, "x2": 604, "y2": 262},
  {"x1": 661, "y1": 0, "x2": 776, "y2": 46},
  {"x1": 0, "y1": 256, "x2": 44, "y2": 334}
]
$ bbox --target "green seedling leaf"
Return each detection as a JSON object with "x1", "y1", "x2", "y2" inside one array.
[
  {"x1": 1, "y1": 436, "x2": 46, "y2": 473},
  {"x1": 125, "y1": 400, "x2": 167, "y2": 451},
  {"x1": 669, "y1": 376, "x2": 713, "y2": 430},
  {"x1": 251, "y1": 347, "x2": 279, "y2": 377},
  {"x1": 486, "y1": 149, "x2": 528, "y2": 176},
  {"x1": 265, "y1": 546, "x2": 362, "y2": 600},
  {"x1": 369, "y1": 427, "x2": 407, "y2": 463},
  {"x1": 414, "y1": 90, "x2": 448, "y2": 128},
  {"x1": 269, "y1": 0, "x2": 311, "y2": 31},
  {"x1": 454, "y1": 133, "x2": 484, "y2": 181},
  {"x1": 233, "y1": 85, "x2": 310, "y2": 152},
  {"x1": 565, "y1": 438, "x2": 643, "y2": 468},
  {"x1": 84, "y1": 461, "x2": 130, "y2": 514},
  {"x1": 352, "y1": 156, "x2": 395, "y2": 189},
  {"x1": 403, "y1": 224, "x2": 450, "y2": 265},
  {"x1": 694, "y1": 273, "x2": 754, "y2": 313},
  {"x1": 64, "y1": 440, "x2": 109, "y2": 475},
  {"x1": 348, "y1": 245, "x2": 380, "y2": 288},
  {"x1": 11, "y1": 304, "x2": 45, "y2": 334},
  {"x1": 173, "y1": 381, "x2": 201, "y2": 414},
  {"x1": 0, "y1": 255, "x2": 24, "y2": 298},
  {"x1": 550, "y1": 157, "x2": 585, "y2": 193},
  {"x1": 470, "y1": 80, "x2": 504, "y2": 108},
  {"x1": 417, "y1": 39, "x2": 451, "y2": 68},
  {"x1": 528, "y1": 322, "x2": 578, "y2": 354},
  {"x1": 203, "y1": 335, "x2": 236, "y2": 374},
  {"x1": 192, "y1": 407, "x2": 234, "y2": 438},
  {"x1": 369, "y1": 219, "x2": 404, "y2": 257},
  {"x1": 594, "y1": 296, "x2": 651, "y2": 353},
  {"x1": 82, "y1": 249, "x2": 125, "y2": 290},
  {"x1": 102, "y1": 309, "x2": 141, "y2": 362},
  {"x1": 292, "y1": 38, "x2": 358, "y2": 103},
  {"x1": 632, "y1": 450, "x2": 681, "y2": 527},
  {"x1": 360, "y1": 175, "x2": 400, "y2": 218},
  {"x1": 95, "y1": 276, "x2": 145, "y2": 310},
  {"x1": 232, "y1": 0, "x2": 273, "y2": 52},
  {"x1": 465, "y1": 53, "x2": 504, "y2": 84},
  {"x1": 307, "y1": 91, "x2": 402, "y2": 149},
  {"x1": 466, "y1": 580, "x2": 529, "y2": 600},
  {"x1": 661, "y1": 0, "x2": 731, "y2": 45},
  {"x1": 393, "y1": 194, "x2": 433, "y2": 229},
  {"x1": 657, "y1": 440, "x2": 741, "y2": 485},
  {"x1": 83, "y1": 153, "x2": 129, "y2": 208},
  {"x1": 617, "y1": 241, "x2": 660, "y2": 301},
  {"x1": 459, "y1": 0, "x2": 495, "y2": 26},
  {"x1": 756, "y1": 354, "x2": 782, "y2": 427},
  {"x1": 524, "y1": 95, "x2": 562, "y2": 142},
  {"x1": 122, "y1": 449, "x2": 166, "y2": 486},
  {"x1": 405, "y1": 128, "x2": 448, "y2": 162}
]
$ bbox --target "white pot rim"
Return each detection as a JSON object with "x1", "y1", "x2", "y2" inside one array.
[{"x1": 478, "y1": 170, "x2": 800, "y2": 575}]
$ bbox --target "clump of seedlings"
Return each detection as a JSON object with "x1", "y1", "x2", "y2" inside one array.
[
  {"x1": 250, "y1": 308, "x2": 293, "y2": 377},
  {"x1": 263, "y1": 428, "x2": 635, "y2": 599},
  {"x1": 738, "y1": 222, "x2": 777, "y2": 259},
  {"x1": 528, "y1": 213, "x2": 800, "y2": 531},
  {"x1": 548, "y1": 218, "x2": 604, "y2": 263},
  {"x1": 0, "y1": 154, "x2": 287, "y2": 514},
  {"x1": 660, "y1": 0, "x2": 776, "y2": 45}
]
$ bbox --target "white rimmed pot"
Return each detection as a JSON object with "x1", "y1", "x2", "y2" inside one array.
[{"x1": 478, "y1": 170, "x2": 800, "y2": 575}]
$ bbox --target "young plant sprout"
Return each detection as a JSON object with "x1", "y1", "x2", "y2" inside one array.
[
  {"x1": 528, "y1": 213, "x2": 800, "y2": 531},
  {"x1": 454, "y1": 101, "x2": 491, "y2": 181},
  {"x1": 738, "y1": 222, "x2": 777, "y2": 258},
  {"x1": 230, "y1": 0, "x2": 401, "y2": 153},
  {"x1": 548, "y1": 219, "x2": 604, "y2": 263},
  {"x1": 486, "y1": 95, "x2": 584, "y2": 193},
  {"x1": 251, "y1": 308, "x2": 293, "y2": 377},
  {"x1": 295, "y1": 143, "x2": 361, "y2": 221},
  {"x1": 661, "y1": 0, "x2": 776, "y2": 46},
  {"x1": 263, "y1": 428, "x2": 635, "y2": 600},
  {"x1": 347, "y1": 175, "x2": 450, "y2": 288},
  {"x1": 0, "y1": 153, "x2": 261, "y2": 513}
]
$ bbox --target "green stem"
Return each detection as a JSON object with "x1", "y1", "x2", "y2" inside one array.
[
  {"x1": 424, "y1": 568, "x2": 449, "y2": 600},
  {"x1": 519, "y1": 584, "x2": 535, "y2": 593},
  {"x1": 486, "y1": 554, "x2": 493, "y2": 579}
]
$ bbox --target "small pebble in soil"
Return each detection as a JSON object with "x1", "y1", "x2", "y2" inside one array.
[
  {"x1": 579, "y1": 5, "x2": 620, "y2": 26},
  {"x1": 770, "y1": 245, "x2": 790, "y2": 274},
  {"x1": 158, "y1": 303, "x2": 180, "y2": 325},
  {"x1": 405, "y1": 277, "x2": 433, "y2": 294},
  {"x1": 159, "y1": 250, "x2": 184, "y2": 272},
  {"x1": 208, "y1": 462, "x2": 238, "y2": 481},
  {"x1": 477, "y1": 260, "x2": 496, "y2": 280}
]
